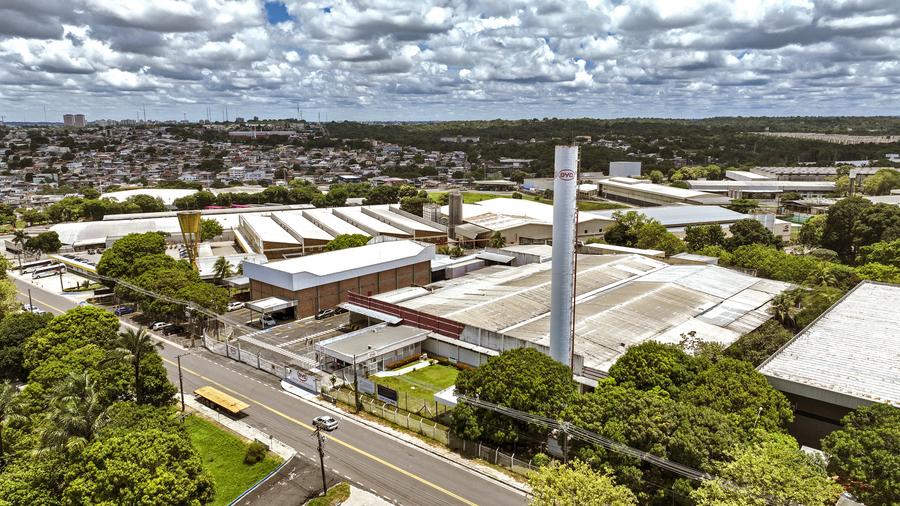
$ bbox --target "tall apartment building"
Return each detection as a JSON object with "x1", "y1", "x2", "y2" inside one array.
[{"x1": 63, "y1": 114, "x2": 86, "y2": 127}]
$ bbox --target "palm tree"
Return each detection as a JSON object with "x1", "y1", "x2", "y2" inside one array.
[
  {"x1": 38, "y1": 372, "x2": 106, "y2": 454},
  {"x1": 213, "y1": 256, "x2": 233, "y2": 283},
  {"x1": 769, "y1": 290, "x2": 802, "y2": 328},
  {"x1": 12, "y1": 229, "x2": 27, "y2": 268},
  {"x1": 0, "y1": 381, "x2": 25, "y2": 467},
  {"x1": 114, "y1": 327, "x2": 163, "y2": 404},
  {"x1": 488, "y1": 231, "x2": 506, "y2": 249}
]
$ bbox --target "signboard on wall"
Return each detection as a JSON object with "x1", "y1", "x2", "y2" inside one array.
[
  {"x1": 358, "y1": 377, "x2": 376, "y2": 395},
  {"x1": 286, "y1": 367, "x2": 319, "y2": 393},
  {"x1": 376, "y1": 384, "x2": 399, "y2": 406}
]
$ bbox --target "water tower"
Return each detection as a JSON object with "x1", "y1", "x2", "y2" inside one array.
[{"x1": 177, "y1": 210, "x2": 202, "y2": 270}]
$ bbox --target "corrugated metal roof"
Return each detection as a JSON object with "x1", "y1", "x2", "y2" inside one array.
[
  {"x1": 759, "y1": 282, "x2": 900, "y2": 407},
  {"x1": 590, "y1": 205, "x2": 747, "y2": 227},
  {"x1": 241, "y1": 214, "x2": 300, "y2": 244},
  {"x1": 396, "y1": 255, "x2": 791, "y2": 373}
]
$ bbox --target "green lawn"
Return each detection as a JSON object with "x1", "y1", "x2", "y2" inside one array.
[
  {"x1": 372, "y1": 364, "x2": 459, "y2": 404},
  {"x1": 428, "y1": 191, "x2": 507, "y2": 204},
  {"x1": 184, "y1": 415, "x2": 282, "y2": 506}
]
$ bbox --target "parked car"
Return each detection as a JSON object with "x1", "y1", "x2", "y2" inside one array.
[
  {"x1": 162, "y1": 324, "x2": 185, "y2": 336},
  {"x1": 315, "y1": 308, "x2": 336, "y2": 320},
  {"x1": 151, "y1": 321, "x2": 171, "y2": 331},
  {"x1": 337, "y1": 323, "x2": 360, "y2": 333},
  {"x1": 226, "y1": 301, "x2": 245, "y2": 312},
  {"x1": 334, "y1": 306, "x2": 348, "y2": 315},
  {"x1": 22, "y1": 304, "x2": 46, "y2": 315},
  {"x1": 114, "y1": 306, "x2": 135, "y2": 316},
  {"x1": 313, "y1": 415, "x2": 339, "y2": 432},
  {"x1": 260, "y1": 315, "x2": 277, "y2": 327}
]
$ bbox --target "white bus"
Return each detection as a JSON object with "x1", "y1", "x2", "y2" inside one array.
[
  {"x1": 32, "y1": 263, "x2": 64, "y2": 279},
  {"x1": 20, "y1": 259, "x2": 54, "y2": 274}
]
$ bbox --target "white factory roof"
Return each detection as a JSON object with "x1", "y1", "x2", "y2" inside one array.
[
  {"x1": 759, "y1": 282, "x2": 900, "y2": 409},
  {"x1": 304, "y1": 208, "x2": 370, "y2": 237},
  {"x1": 243, "y1": 240, "x2": 435, "y2": 291},
  {"x1": 271, "y1": 211, "x2": 334, "y2": 242},
  {"x1": 600, "y1": 177, "x2": 713, "y2": 198},
  {"x1": 101, "y1": 188, "x2": 196, "y2": 206},
  {"x1": 51, "y1": 217, "x2": 182, "y2": 245},
  {"x1": 864, "y1": 195, "x2": 900, "y2": 206},
  {"x1": 726, "y1": 170, "x2": 772, "y2": 181},
  {"x1": 240, "y1": 214, "x2": 300, "y2": 244},
  {"x1": 396, "y1": 254, "x2": 790, "y2": 374},
  {"x1": 686, "y1": 180, "x2": 835, "y2": 191},
  {"x1": 473, "y1": 198, "x2": 603, "y2": 224},
  {"x1": 368, "y1": 205, "x2": 443, "y2": 233},
  {"x1": 589, "y1": 205, "x2": 748, "y2": 227},
  {"x1": 333, "y1": 207, "x2": 409, "y2": 236}
]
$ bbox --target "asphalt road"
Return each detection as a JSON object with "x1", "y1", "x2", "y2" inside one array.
[{"x1": 13, "y1": 278, "x2": 527, "y2": 506}]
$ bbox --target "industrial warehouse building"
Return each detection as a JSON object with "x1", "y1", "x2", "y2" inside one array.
[
  {"x1": 759, "y1": 281, "x2": 900, "y2": 447},
  {"x1": 243, "y1": 240, "x2": 434, "y2": 318},
  {"x1": 440, "y1": 198, "x2": 607, "y2": 246},
  {"x1": 685, "y1": 179, "x2": 835, "y2": 200},
  {"x1": 345, "y1": 253, "x2": 791, "y2": 385},
  {"x1": 588, "y1": 205, "x2": 793, "y2": 242},
  {"x1": 598, "y1": 177, "x2": 730, "y2": 206}
]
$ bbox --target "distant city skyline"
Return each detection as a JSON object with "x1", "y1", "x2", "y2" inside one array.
[{"x1": 1, "y1": 0, "x2": 899, "y2": 122}]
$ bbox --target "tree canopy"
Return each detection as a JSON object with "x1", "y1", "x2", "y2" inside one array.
[
  {"x1": 821, "y1": 403, "x2": 900, "y2": 505},
  {"x1": 452, "y1": 348, "x2": 577, "y2": 447},
  {"x1": 325, "y1": 234, "x2": 370, "y2": 251},
  {"x1": 529, "y1": 460, "x2": 637, "y2": 506}
]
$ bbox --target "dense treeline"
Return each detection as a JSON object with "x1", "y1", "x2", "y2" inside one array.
[
  {"x1": 327, "y1": 117, "x2": 900, "y2": 173},
  {"x1": 0, "y1": 296, "x2": 214, "y2": 504}
]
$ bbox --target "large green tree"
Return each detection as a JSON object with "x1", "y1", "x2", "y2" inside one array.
[
  {"x1": 684, "y1": 224, "x2": 726, "y2": 251},
  {"x1": 325, "y1": 234, "x2": 370, "y2": 251},
  {"x1": 798, "y1": 214, "x2": 826, "y2": 249},
  {"x1": 0, "y1": 312, "x2": 52, "y2": 381},
  {"x1": 607, "y1": 341, "x2": 699, "y2": 395},
  {"x1": 821, "y1": 403, "x2": 900, "y2": 505},
  {"x1": 676, "y1": 358, "x2": 793, "y2": 433},
  {"x1": 726, "y1": 219, "x2": 781, "y2": 251},
  {"x1": 96, "y1": 232, "x2": 167, "y2": 280},
  {"x1": 691, "y1": 431, "x2": 842, "y2": 506},
  {"x1": 200, "y1": 219, "x2": 223, "y2": 241},
  {"x1": 452, "y1": 348, "x2": 577, "y2": 447},
  {"x1": 62, "y1": 428, "x2": 215, "y2": 505},
  {"x1": 530, "y1": 460, "x2": 637, "y2": 506},
  {"x1": 113, "y1": 328, "x2": 164, "y2": 405}
]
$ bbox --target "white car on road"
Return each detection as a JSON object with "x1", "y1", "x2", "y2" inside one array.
[
  {"x1": 227, "y1": 301, "x2": 245, "y2": 312},
  {"x1": 22, "y1": 304, "x2": 46, "y2": 315},
  {"x1": 313, "y1": 415, "x2": 339, "y2": 431}
]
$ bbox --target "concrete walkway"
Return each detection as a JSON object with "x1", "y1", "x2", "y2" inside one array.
[{"x1": 344, "y1": 486, "x2": 393, "y2": 506}]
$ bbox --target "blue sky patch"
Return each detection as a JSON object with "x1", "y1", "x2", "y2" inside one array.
[{"x1": 265, "y1": 1, "x2": 293, "y2": 24}]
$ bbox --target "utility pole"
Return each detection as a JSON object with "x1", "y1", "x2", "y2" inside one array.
[
  {"x1": 58, "y1": 268, "x2": 64, "y2": 292},
  {"x1": 315, "y1": 427, "x2": 328, "y2": 495},
  {"x1": 27, "y1": 288, "x2": 33, "y2": 310},
  {"x1": 177, "y1": 353, "x2": 188, "y2": 415},
  {"x1": 353, "y1": 353, "x2": 360, "y2": 413}
]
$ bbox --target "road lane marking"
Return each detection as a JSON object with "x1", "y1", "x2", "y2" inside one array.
[{"x1": 164, "y1": 358, "x2": 478, "y2": 506}]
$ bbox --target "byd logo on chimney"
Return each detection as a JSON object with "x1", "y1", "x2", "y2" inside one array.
[{"x1": 558, "y1": 169, "x2": 575, "y2": 181}]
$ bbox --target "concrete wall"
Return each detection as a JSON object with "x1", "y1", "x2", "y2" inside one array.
[{"x1": 249, "y1": 260, "x2": 432, "y2": 318}]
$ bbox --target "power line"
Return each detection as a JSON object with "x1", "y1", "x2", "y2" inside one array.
[{"x1": 457, "y1": 395, "x2": 780, "y2": 505}]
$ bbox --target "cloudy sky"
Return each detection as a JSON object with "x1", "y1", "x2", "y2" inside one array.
[{"x1": 1, "y1": 0, "x2": 899, "y2": 122}]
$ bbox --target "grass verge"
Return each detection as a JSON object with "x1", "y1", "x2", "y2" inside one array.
[
  {"x1": 184, "y1": 415, "x2": 282, "y2": 506},
  {"x1": 306, "y1": 482, "x2": 351, "y2": 506}
]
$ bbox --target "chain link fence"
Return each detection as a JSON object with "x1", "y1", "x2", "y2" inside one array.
[
  {"x1": 448, "y1": 434, "x2": 539, "y2": 476},
  {"x1": 327, "y1": 388, "x2": 450, "y2": 445}
]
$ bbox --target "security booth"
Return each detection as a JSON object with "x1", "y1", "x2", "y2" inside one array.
[
  {"x1": 246, "y1": 296, "x2": 297, "y2": 326},
  {"x1": 315, "y1": 324, "x2": 429, "y2": 376}
]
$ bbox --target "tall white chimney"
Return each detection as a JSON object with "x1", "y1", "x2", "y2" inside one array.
[{"x1": 550, "y1": 145, "x2": 578, "y2": 367}]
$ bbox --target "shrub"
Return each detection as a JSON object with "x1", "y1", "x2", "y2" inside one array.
[
  {"x1": 531, "y1": 452, "x2": 551, "y2": 468},
  {"x1": 244, "y1": 440, "x2": 268, "y2": 465}
]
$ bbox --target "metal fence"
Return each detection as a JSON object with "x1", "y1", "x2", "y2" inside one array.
[
  {"x1": 448, "y1": 434, "x2": 538, "y2": 476},
  {"x1": 326, "y1": 371, "x2": 452, "y2": 420},
  {"x1": 328, "y1": 388, "x2": 450, "y2": 445}
]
